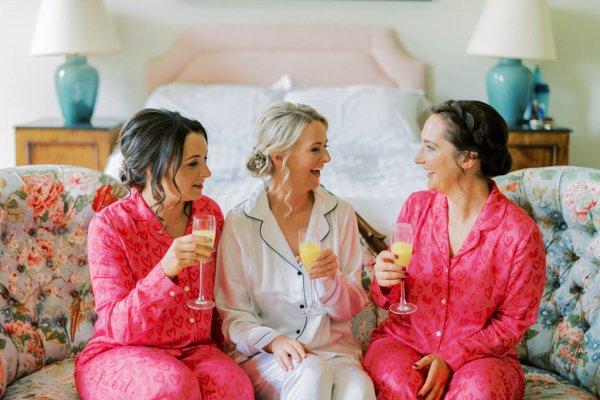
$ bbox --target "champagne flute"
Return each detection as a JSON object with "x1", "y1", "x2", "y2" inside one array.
[
  {"x1": 298, "y1": 227, "x2": 325, "y2": 316},
  {"x1": 187, "y1": 215, "x2": 216, "y2": 310},
  {"x1": 388, "y1": 223, "x2": 417, "y2": 315}
]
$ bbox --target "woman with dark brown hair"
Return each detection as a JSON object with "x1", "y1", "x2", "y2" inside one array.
[
  {"x1": 74, "y1": 108, "x2": 253, "y2": 400},
  {"x1": 364, "y1": 100, "x2": 546, "y2": 400}
]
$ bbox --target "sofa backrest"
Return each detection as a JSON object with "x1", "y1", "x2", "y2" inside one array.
[
  {"x1": 0, "y1": 165, "x2": 126, "y2": 391},
  {"x1": 495, "y1": 166, "x2": 600, "y2": 395}
]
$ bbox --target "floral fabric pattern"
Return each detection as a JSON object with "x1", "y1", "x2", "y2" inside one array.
[
  {"x1": 0, "y1": 165, "x2": 126, "y2": 398},
  {"x1": 1, "y1": 359, "x2": 79, "y2": 400},
  {"x1": 495, "y1": 167, "x2": 600, "y2": 398}
]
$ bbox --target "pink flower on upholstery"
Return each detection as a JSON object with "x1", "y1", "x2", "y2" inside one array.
[
  {"x1": 557, "y1": 345, "x2": 578, "y2": 364},
  {"x1": 526, "y1": 374, "x2": 553, "y2": 385},
  {"x1": 21, "y1": 173, "x2": 64, "y2": 217},
  {"x1": 67, "y1": 225, "x2": 86, "y2": 246},
  {"x1": 49, "y1": 207, "x2": 73, "y2": 228},
  {"x1": 564, "y1": 182, "x2": 598, "y2": 225},
  {"x1": 92, "y1": 184, "x2": 118, "y2": 212},
  {"x1": 63, "y1": 169, "x2": 97, "y2": 197},
  {"x1": 4, "y1": 320, "x2": 35, "y2": 338},
  {"x1": 35, "y1": 237, "x2": 54, "y2": 259},
  {"x1": 556, "y1": 320, "x2": 583, "y2": 342},
  {"x1": 26, "y1": 246, "x2": 45, "y2": 271}
]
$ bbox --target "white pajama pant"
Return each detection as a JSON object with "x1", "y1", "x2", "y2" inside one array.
[{"x1": 240, "y1": 352, "x2": 376, "y2": 400}]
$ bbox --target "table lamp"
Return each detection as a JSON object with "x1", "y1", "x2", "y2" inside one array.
[
  {"x1": 30, "y1": 0, "x2": 122, "y2": 125},
  {"x1": 466, "y1": 0, "x2": 556, "y2": 126}
]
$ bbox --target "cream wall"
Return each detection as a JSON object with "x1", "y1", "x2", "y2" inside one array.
[{"x1": 1, "y1": 0, "x2": 599, "y2": 169}]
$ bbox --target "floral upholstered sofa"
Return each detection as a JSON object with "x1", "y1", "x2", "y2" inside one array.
[
  {"x1": 0, "y1": 165, "x2": 126, "y2": 399},
  {"x1": 1, "y1": 164, "x2": 599, "y2": 399},
  {"x1": 353, "y1": 166, "x2": 600, "y2": 400}
]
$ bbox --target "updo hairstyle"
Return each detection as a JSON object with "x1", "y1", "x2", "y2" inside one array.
[
  {"x1": 431, "y1": 100, "x2": 512, "y2": 177},
  {"x1": 246, "y1": 101, "x2": 328, "y2": 177}
]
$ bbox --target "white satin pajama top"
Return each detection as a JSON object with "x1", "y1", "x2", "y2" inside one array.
[{"x1": 215, "y1": 183, "x2": 368, "y2": 364}]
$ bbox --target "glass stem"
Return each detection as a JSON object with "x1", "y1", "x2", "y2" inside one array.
[
  {"x1": 399, "y1": 280, "x2": 407, "y2": 308},
  {"x1": 311, "y1": 279, "x2": 318, "y2": 309},
  {"x1": 198, "y1": 262, "x2": 205, "y2": 302}
]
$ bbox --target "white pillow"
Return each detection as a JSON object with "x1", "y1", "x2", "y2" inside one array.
[
  {"x1": 144, "y1": 82, "x2": 286, "y2": 143},
  {"x1": 104, "y1": 81, "x2": 288, "y2": 180},
  {"x1": 283, "y1": 85, "x2": 430, "y2": 145}
]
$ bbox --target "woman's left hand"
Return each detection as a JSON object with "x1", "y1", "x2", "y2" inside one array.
[
  {"x1": 308, "y1": 248, "x2": 338, "y2": 280},
  {"x1": 413, "y1": 354, "x2": 452, "y2": 400}
]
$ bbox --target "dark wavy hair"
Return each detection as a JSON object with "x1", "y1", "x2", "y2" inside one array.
[
  {"x1": 119, "y1": 108, "x2": 207, "y2": 227},
  {"x1": 431, "y1": 100, "x2": 512, "y2": 177}
]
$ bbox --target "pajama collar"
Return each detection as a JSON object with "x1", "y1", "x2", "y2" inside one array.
[{"x1": 243, "y1": 182, "x2": 338, "y2": 268}]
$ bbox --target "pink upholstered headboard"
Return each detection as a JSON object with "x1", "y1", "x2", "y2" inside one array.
[{"x1": 147, "y1": 26, "x2": 425, "y2": 94}]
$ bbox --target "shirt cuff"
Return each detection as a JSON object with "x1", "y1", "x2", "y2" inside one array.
[
  {"x1": 251, "y1": 328, "x2": 281, "y2": 355},
  {"x1": 373, "y1": 277, "x2": 401, "y2": 303},
  {"x1": 317, "y1": 272, "x2": 341, "y2": 304},
  {"x1": 144, "y1": 262, "x2": 184, "y2": 298}
]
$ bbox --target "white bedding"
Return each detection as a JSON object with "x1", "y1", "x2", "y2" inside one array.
[{"x1": 105, "y1": 82, "x2": 429, "y2": 236}]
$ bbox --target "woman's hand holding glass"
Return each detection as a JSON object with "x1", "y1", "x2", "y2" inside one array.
[
  {"x1": 375, "y1": 222, "x2": 417, "y2": 314},
  {"x1": 161, "y1": 234, "x2": 214, "y2": 279},
  {"x1": 374, "y1": 250, "x2": 409, "y2": 288},
  {"x1": 306, "y1": 248, "x2": 338, "y2": 282},
  {"x1": 187, "y1": 215, "x2": 217, "y2": 310}
]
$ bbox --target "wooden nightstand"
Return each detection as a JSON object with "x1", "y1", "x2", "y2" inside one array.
[
  {"x1": 507, "y1": 126, "x2": 571, "y2": 171},
  {"x1": 15, "y1": 118, "x2": 122, "y2": 171}
]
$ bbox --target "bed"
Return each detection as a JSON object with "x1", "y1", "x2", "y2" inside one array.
[{"x1": 104, "y1": 26, "x2": 431, "y2": 249}]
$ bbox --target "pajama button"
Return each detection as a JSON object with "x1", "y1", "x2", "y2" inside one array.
[
  {"x1": 297, "y1": 271, "x2": 302, "y2": 276},
  {"x1": 300, "y1": 305, "x2": 305, "y2": 309},
  {"x1": 189, "y1": 318, "x2": 195, "y2": 323},
  {"x1": 169, "y1": 291, "x2": 175, "y2": 297},
  {"x1": 441, "y1": 298, "x2": 447, "y2": 305},
  {"x1": 184, "y1": 286, "x2": 190, "y2": 292},
  {"x1": 296, "y1": 330, "x2": 301, "y2": 334},
  {"x1": 435, "y1": 331, "x2": 441, "y2": 337}
]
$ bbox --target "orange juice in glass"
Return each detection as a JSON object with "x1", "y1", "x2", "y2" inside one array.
[
  {"x1": 389, "y1": 223, "x2": 417, "y2": 315},
  {"x1": 298, "y1": 228, "x2": 325, "y2": 316},
  {"x1": 194, "y1": 229, "x2": 215, "y2": 258},
  {"x1": 187, "y1": 215, "x2": 216, "y2": 310},
  {"x1": 391, "y1": 241, "x2": 412, "y2": 267}
]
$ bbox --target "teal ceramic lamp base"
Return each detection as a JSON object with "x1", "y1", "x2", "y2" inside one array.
[
  {"x1": 55, "y1": 55, "x2": 99, "y2": 125},
  {"x1": 486, "y1": 58, "x2": 533, "y2": 126}
]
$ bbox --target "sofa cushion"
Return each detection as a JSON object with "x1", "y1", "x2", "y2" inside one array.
[
  {"x1": 3, "y1": 359, "x2": 598, "y2": 400},
  {"x1": 1, "y1": 358, "x2": 78, "y2": 400},
  {"x1": 0, "y1": 166, "x2": 126, "y2": 394},
  {"x1": 496, "y1": 167, "x2": 600, "y2": 396},
  {"x1": 523, "y1": 364, "x2": 599, "y2": 400}
]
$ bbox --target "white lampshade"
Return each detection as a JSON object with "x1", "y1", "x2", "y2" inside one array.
[
  {"x1": 467, "y1": 0, "x2": 556, "y2": 61},
  {"x1": 31, "y1": 0, "x2": 122, "y2": 56}
]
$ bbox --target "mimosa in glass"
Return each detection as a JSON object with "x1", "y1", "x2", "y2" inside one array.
[
  {"x1": 389, "y1": 223, "x2": 417, "y2": 315},
  {"x1": 299, "y1": 228, "x2": 325, "y2": 316},
  {"x1": 187, "y1": 215, "x2": 216, "y2": 310}
]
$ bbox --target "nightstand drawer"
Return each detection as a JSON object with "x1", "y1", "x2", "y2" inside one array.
[
  {"x1": 15, "y1": 118, "x2": 122, "y2": 171},
  {"x1": 508, "y1": 128, "x2": 571, "y2": 171}
]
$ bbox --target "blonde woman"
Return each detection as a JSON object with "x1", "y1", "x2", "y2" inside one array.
[{"x1": 215, "y1": 102, "x2": 375, "y2": 399}]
